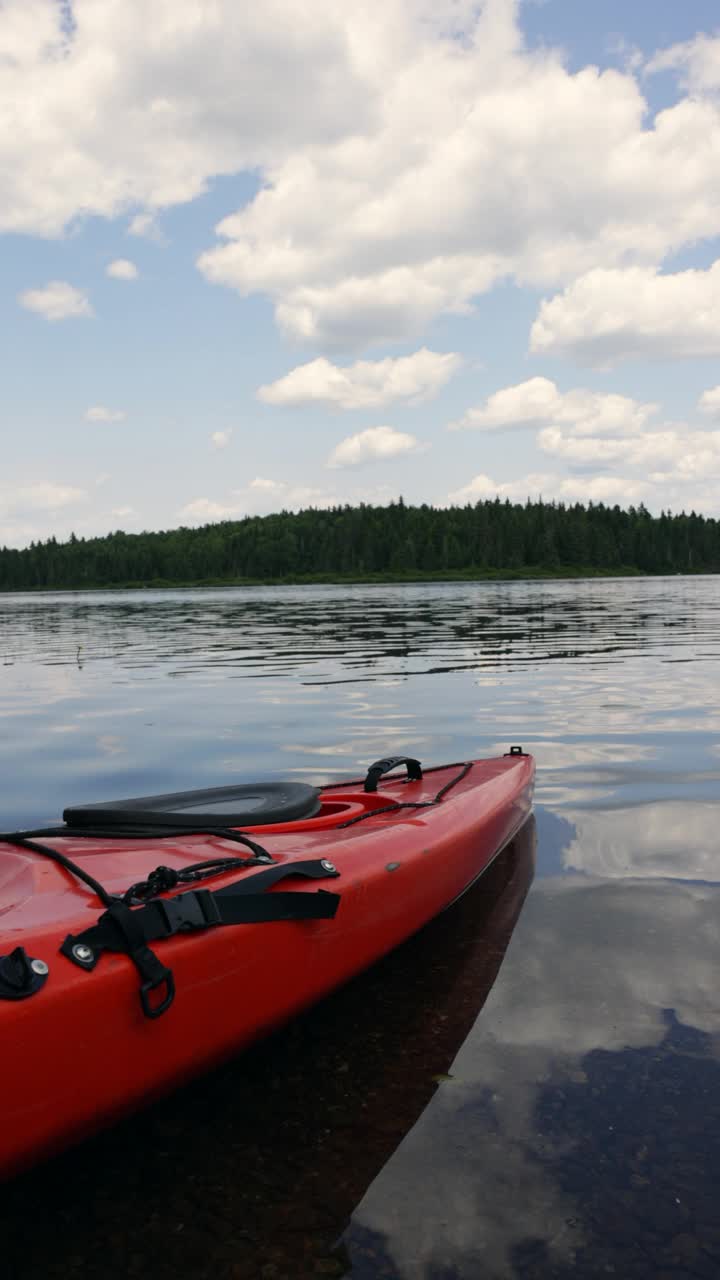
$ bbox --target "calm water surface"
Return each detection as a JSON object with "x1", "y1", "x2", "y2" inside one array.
[{"x1": 1, "y1": 578, "x2": 719, "y2": 1279}]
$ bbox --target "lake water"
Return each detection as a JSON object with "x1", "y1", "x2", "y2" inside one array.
[{"x1": 1, "y1": 578, "x2": 719, "y2": 1279}]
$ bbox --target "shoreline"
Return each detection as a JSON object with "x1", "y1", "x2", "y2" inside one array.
[{"x1": 2, "y1": 564, "x2": 716, "y2": 593}]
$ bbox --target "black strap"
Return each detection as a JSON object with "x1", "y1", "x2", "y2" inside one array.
[{"x1": 61, "y1": 859, "x2": 341, "y2": 1019}]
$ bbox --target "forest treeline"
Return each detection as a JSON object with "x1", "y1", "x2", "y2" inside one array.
[{"x1": 1, "y1": 499, "x2": 719, "y2": 590}]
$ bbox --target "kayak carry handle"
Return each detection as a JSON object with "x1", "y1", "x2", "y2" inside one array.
[{"x1": 363, "y1": 756, "x2": 423, "y2": 793}]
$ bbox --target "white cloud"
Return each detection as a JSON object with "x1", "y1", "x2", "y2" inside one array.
[
  {"x1": 211, "y1": 430, "x2": 232, "y2": 449},
  {"x1": 443, "y1": 470, "x2": 650, "y2": 507},
  {"x1": 178, "y1": 476, "x2": 337, "y2": 523},
  {"x1": 444, "y1": 371, "x2": 720, "y2": 514},
  {"x1": 558, "y1": 474, "x2": 651, "y2": 503},
  {"x1": 0, "y1": 0, "x2": 376, "y2": 237},
  {"x1": 450, "y1": 377, "x2": 657, "y2": 435},
  {"x1": 18, "y1": 280, "x2": 93, "y2": 321},
  {"x1": 110, "y1": 506, "x2": 136, "y2": 518},
  {"x1": 646, "y1": 34, "x2": 720, "y2": 95},
  {"x1": 179, "y1": 498, "x2": 240, "y2": 523},
  {"x1": 538, "y1": 424, "x2": 720, "y2": 474},
  {"x1": 327, "y1": 425, "x2": 423, "y2": 468},
  {"x1": 197, "y1": 5, "x2": 720, "y2": 348},
  {"x1": 530, "y1": 262, "x2": 720, "y2": 365},
  {"x1": 442, "y1": 369, "x2": 720, "y2": 512},
  {"x1": 351, "y1": 483, "x2": 401, "y2": 507},
  {"x1": 698, "y1": 384, "x2": 720, "y2": 419},
  {"x1": 0, "y1": 521, "x2": 41, "y2": 548},
  {"x1": 127, "y1": 212, "x2": 163, "y2": 241},
  {"x1": 443, "y1": 449, "x2": 720, "y2": 513},
  {"x1": 536, "y1": 428, "x2": 637, "y2": 465},
  {"x1": 243, "y1": 478, "x2": 335, "y2": 509},
  {"x1": 257, "y1": 349, "x2": 461, "y2": 410},
  {"x1": 443, "y1": 472, "x2": 545, "y2": 504},
  {"x1": 0, "y1": 483, "x2": 87, "y2": 515},
  {"x1": 85, "y1": 405, "x2": 126, "y2": 423},
  {"x1": 5, "y1": 3, "x2": 720, "y2": 354},
  {"x1": 266, "y1": 261, "x2": 499, "y2": 349},
  {"x1": 106, "y1": 258, "x2": 138, "y2": 280}
]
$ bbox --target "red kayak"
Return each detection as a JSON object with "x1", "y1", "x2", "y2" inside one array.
[{"x1": 0, "y1": 750, "x2": 534, "y2": 1178}]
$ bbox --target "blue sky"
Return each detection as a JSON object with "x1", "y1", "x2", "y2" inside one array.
[{"x1": 2, "y1": 0, "x2": 720, "y2": 547}]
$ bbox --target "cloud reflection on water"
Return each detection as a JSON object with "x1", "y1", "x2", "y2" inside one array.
[{"x1": 343, "y1": 874, "x2": 720, "y2": 1278}]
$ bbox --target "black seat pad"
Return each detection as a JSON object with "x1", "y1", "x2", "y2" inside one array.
[{"x1": 64, "y1": 782, "x2": 321, "y2": 829}]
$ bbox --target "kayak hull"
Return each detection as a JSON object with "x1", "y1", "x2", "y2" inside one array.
[{"x1": 0, "y1": 754, "x2": 534, "y2": 1178}]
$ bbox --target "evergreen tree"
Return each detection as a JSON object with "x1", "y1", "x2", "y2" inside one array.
[{"x1": 1, "y1": 500, "x2": 718, "y2": 590}]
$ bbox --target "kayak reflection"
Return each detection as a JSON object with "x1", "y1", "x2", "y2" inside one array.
[{"x1": 1, "y1": 818, "x2": 536, "y2": 1280}]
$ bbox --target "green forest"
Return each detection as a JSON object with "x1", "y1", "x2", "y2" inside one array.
[{"x1": 1, "y1": 499, "x2": 719, "y2": 591}]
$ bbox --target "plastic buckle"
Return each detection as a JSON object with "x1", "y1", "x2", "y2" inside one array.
[
  {"x1": 140, "y1": 969, "x2": 176, "y2": 1019},
  {"x1": 154, "y1": 889, "x2": 222, "y2": 935}
]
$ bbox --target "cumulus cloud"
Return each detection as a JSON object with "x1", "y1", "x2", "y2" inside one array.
[
  {"x1": 445, "y1": 372, "x2": 720, "y2": 513},
  {"x1": 5, "y1": 3, "x2": 720, "y2": 353},
  {"x1": 18, "y1": 281, "x2": 93, "y2": 321},
  {"x1": 258, "y1": 349, "x2": 461, "y2": 410},
  {"x1": 85, "y1": 405, "x2": 126, "y2": 423},
  {"x1": 443, "y1": 471, "x2": 650, "y2": 507},
  {"x1": 646, "y1": 34, "x2": 720, "y2": 94},
  {"x1": 327, "y1": 425, "x2": 423, "y2": 468},
  {"x1": 197, "y1": 4, "x2": 720, "y2": 348},
  {"x1": 698, "y1": 384, "x2": 720, "y2": 419},
  {"x1": 178, "y1": 476, "x2": 336, "y2": 523},
  {"x1": 127, "y1": 212, "x2": 163, "y2": 241},
  {"x1": 211, "y1": 430, "x2": 232, "y2": 449},
  {"x1": 266, "y1": 261, "x2": 499, "y2": 349},
  {"x1": 0, "y1": 0, "x2": 375, "y2": 237},
  {"x1": 179, "y1": 497, "x2": 240, "y2": 523},
  {"x1": 244, "y1": 478, "x2": 336, "y2": 509},
  {"x1": 443, "y1": 444, "x2": 720, "y2": 512},
  {"x1": 530, "y1": 262, "x2": 720, "y2": 365},
  {"x1": 106, "y1": 258, "x2": 138, "y2": 280},
  {"x1": 442, "y1": 374, "x2": 720, "y2": 512},
  {"x1": 538, "y1": 425, "x2": 720, "y2": 473},
  {"x1": 0, "y1": 483, "x2": 87, "y2": 515},
  {"x1": 450, "y1": 378, "x2": 657, "y2": 435},
  {"x1": 443, "y1": 472, "x2": 549, "y2": 505}
]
